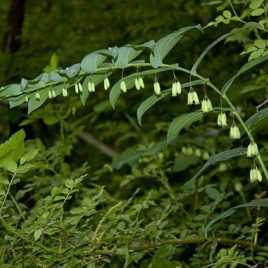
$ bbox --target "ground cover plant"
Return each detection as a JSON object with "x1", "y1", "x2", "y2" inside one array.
[{"x1": 0, "y1": 0, "x2": 268, "y2": 267}]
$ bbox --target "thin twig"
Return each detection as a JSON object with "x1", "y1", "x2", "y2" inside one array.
[
  {"x1": 256, "y1": 96, "x2": 268, "y2": 112},
  {"x1": 78, "y1": 131, "x2": 117, "y2": 158}
]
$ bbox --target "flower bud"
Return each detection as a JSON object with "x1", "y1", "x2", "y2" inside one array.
[
  {"x1": 135, "y1": 77, "x2": 140, "y2": 90},
  {"x1": 88, "y1": 80, "x2": 95, "y2": 92},
  {"x1": 229, "y1": 124, "x2": 241, "y2": 139},
  {"x1": 25, "y1": 95, "x2": 29, "y2": 102},
  {"x1": 75, "y1": 84, "x2": 79, "y2": 94},
  {"x1": 247, "y1": 142, "x2": 258, "y2": 157},
  {"x1": 78, "y1": 83, "x2": 83, "y2": 93},
  {"x1": 120, "y1": 80, "x2": 127, "y2": 93},
  {"x1": 203, "y1": 151, "x2": 209, "y2": 160},
  {"x1": 154, "y1": 81, "x2": 161, "y2": 96},
  {"x1": 48, "y1": 90, "x2": 52, "y2": 99},
  {"x1": 185, "y1": 147, "x2": 193, "y2": 155},
  {"x1": 52, "y1": 89, "x2": 56, "y2": 98},
  {"x1": 194, "y1": 148, "x2": 201, "y2": 157},
  {"x1": 139, "y1": 77, "x2": 145, "y2": 88},
  {"x1": 35, "y1": 92, "x2": 41, "y2": 101},
  {"x1": 181, "y1": 146, "x2": 187, "y2": 154},
  {"x1": 201, "y1": 96, "x2": 213, "y2": 113},
  {"x1": 217, "y1": 112, "x2": 227, "y2": 127},
  {"x1": 62, "y1": 87, "x2": 68, "y2": 97},
  {"x1": 104, "y1": 77, "x2": 110, "y2": 90}
]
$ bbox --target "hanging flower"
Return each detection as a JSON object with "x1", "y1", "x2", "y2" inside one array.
[
  {"x1": 120, "y1": 80, "x2": 127, "y2": 93},
  {"x1": 171, "y1": 80, "x2": 181, "y2": 97},
  {"x1": 154, "y1": 81, "x2": 161, "y2": 96},
  {"x1": 217, "y1": 112, "x2": 227, "y2": 127},
  {"x1": 135, "y1": 77, "x2": 140, "y2": 90},
  {"x1": 139, "y1": 77, "x2": 145, "y2": 88},
  {"x1": 62, "y1": 87, "x2": 68, "y2": 97},
  {"x1": 187, "y1": 89, "x2": 199, "y2": 105},
  {"x1": 104, "y1": 77, "x2": 110, "y2": 90},
  {"x1": 250, "y1": 166, "x2": 262, "y2": 182},
  {"x1": 35, "y1": 92, "x2": 41, "y2": 101},
  {"x1": 201, "y1": 96, "x2": 213, "y2": 113},
  {"x1": 75, "y1": 84, "x2": 79, "y2": 94},
  {"x1": 247, "y1": 142, "x2": 258, "y2": 157},
  {"x1": 78, "y1": 83, "x2": 83, "y2": 93},
  {"x1": 229, "y1": 124, "x2": 241, "y2": 140}
]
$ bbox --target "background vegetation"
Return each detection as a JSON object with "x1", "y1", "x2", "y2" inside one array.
[{"x1": 0, "y1": 0, "x2": 268, "y2": 267}]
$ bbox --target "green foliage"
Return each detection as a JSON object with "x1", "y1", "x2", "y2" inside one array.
[{"x1": 1, "y1": 0, "x2": 268, "y2": 267}]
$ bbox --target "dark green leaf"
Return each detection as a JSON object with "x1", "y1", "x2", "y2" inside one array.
[
  {"x1": 167, "y1": 111, "x2": 203, "y2": 144},
  {"x1": 150, "y1": 25, "x2": 202, "y2": 68},
  {"x1": 184, "y1": 147, "x2": 246, "y2": 190},
  {"x1": 222, "y1": 54, "x2": 268, "y2": 94}
]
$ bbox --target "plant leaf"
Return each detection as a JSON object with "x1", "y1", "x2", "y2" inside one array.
[
  {"x1": 80, "y1": 51, "x2": 107, "y2": 73},
  {"x1": 150, "y1": 25, "x2": 202, "y2": 68},
  {"x1": 183, "y1": 147, "x2": 247, "y2": 191},
  {"x1": 245, "y1": 107, "x2": 268, "y2": 133},
  {"x1": 191, "y1": 22, "x2": 261, "y2": 75},
  {"x1": 205, "y1": 198, "x2": 268, "y2": 237},
  {"x1": 167, "y1": 111, "x2": 203, "y2": 144},
  {"x1": 221, "y1": 54, "x2": 268, "y2": 94}
]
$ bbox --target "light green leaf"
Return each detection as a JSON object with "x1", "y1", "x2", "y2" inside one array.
[
  {"x1": 80, "y1": 51, "x2": 107, "y2": 73},
  {"x1": 0, "y1": 130, "x2": 26, "y2": 164},
  {"x1": 150, "y1": 25, "x2": 202, "y2": 68},
  {"x1": 249, "y1": 0, "x2": 264, "y2": 9},
  {"x1": 167, "y1": 111, "x2": 203, "y2": 144},
  {"x1": 184, "y1": 147, "x2": 246, "y2": 191},
  {"x1": 137, "y1": 80, "x2": 204, "y2": 126},
  {"x1": 223, "y1": 10, "x2": 232, "y2": 19},
  {"x1": 255, "y1": 39, "x2": 266, "y2": 49},
  {"x1": 0, "y1": 84, "x2": 21, "y2": 98},
  {"x1": 251, "y1": 8, "x2": 265, "y2": 16},
  {"x1": 221, "y1": 54, "x2": 268, "y2": 94},
  {"x1": 34, "y1": 228, "x2": 43, "y2": 241},
  {"x1": 20, "y1": 149, "x2": 39, "y2": 165},
  {"x1": 114, "y1": 46, "x2": 144, "y2": 68}
]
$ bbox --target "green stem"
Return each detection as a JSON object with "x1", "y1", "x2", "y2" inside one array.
[
  {"x1": 8, "y1": 61, "x2": 268, "y2": 179},
  {"x1": 0, "y1": 171, "x2": 17, "y2": 215}
]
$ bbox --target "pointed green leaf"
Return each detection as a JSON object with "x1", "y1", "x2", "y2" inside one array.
[
  {"x1": 245, "y1": 107, "x2": 268, "y2": 133},
  {"x1": 205, "y1": 198, "x2": 268, "y2": 237},
  {"x1": 114, "y1": 46, "x2": 143, "y2": 69},
  {"x1": 222, "y1": 54, "x2": 268, "y2": 94},
  {"x1": 184, "y1": 147, "x2": 247, "y2": 190},
  {"x1": 167, "y1": 111, "x2": 203, "y2": 144},
  {"x1": 81, "y1": 51, "x2": 107, "y2": 73},
  {"x1": 150, "y1": 25, "x2": 202, "y2": 68},
  {"x1": 191, "y1": 22, "x2": 261, "y2": 75}
]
